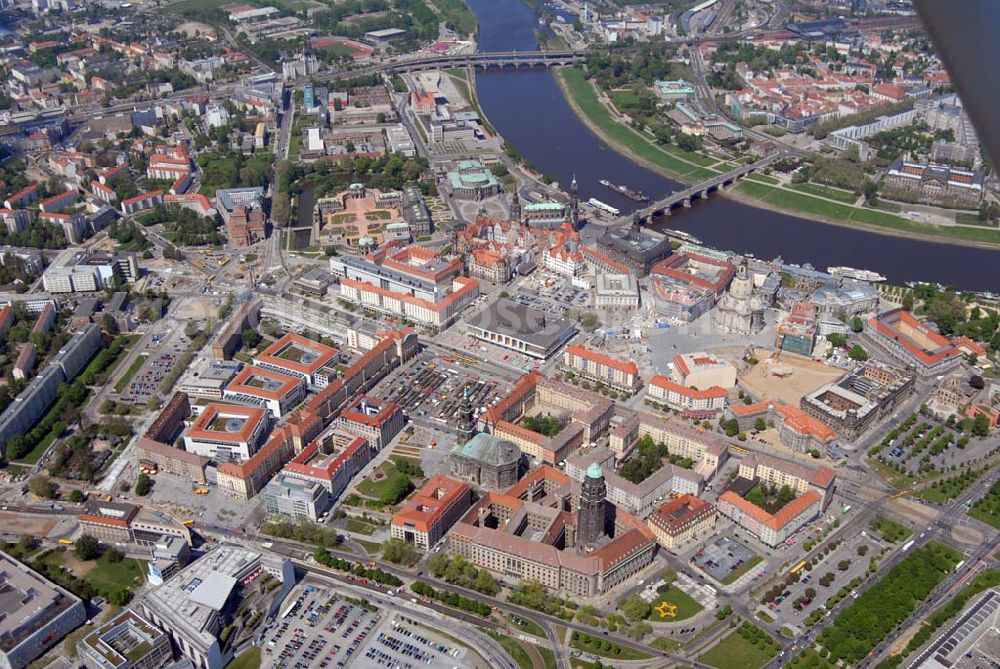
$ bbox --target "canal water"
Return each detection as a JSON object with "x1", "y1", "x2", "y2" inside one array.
[{"x1": 466, "y1": 0, "x2": 1000, "y2": 291}]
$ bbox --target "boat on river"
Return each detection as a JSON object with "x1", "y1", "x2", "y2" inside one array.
[
  {"x1": 587, "y1": 198, "x2": 620, "y2": 216},
  {"x1": 827, "y1": 266, "x2": 887, "y2": 283},
  {"x1": 598, "y1": 179, "x2": 650, "y2": 202}
]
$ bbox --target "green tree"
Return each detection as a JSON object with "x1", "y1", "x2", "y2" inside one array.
[
  {"x1": 972, "y1": 414, "x2": 990, "y2": 437},
  {"x1": 862, "y1": 179, "x2": 879, "y2": 206},
  {"x1": 378, "y1": 473, "x2": 414, "y2": 505},
  {"x1": 108, "y1": 588, "x2": 132, "y2": 606},
  {"x1": 827, "y1": 333, "x2": 848, "y2": 347},
  {"x1": 75, "y1": 534, "x2": 100, "y2": 561},
  {"x1": 101, "y1": 312, "x2": 120, "y2": 335},
  {"x1": 27, "y1": 475, "x2": 56, "y2": 499},
  {"x1": 754, "y1": 417, "x2": 767, "y2": 432},
  {"x1": 746, "y1": 485, "x2": 766, "y2": 509},
  {"x1": 473, "y1": 568, "x2": 499, "y2": 596},
  {"x1": 428, "y1": 552, "x2": 449, "y2": 577},
  {"x1": 848, "y1": 344, "x2": 869, "y2": 361},
  {"x1": 851, "y1": 316, "x2": 863, "y2": 332},
  {"x1": 69, "y1": 489, "x2": 85, "y2": 503},
  {"x1": 271, "y1": 192, "x2": 291, "y2": 227},
  {"x1": 241, "y1": 327, "x2": 262, "y2": 350},
  {"x1": 380, "y1": 538, "x2": 419, "y2": 566},
  {"x1": 134, "y1": 473, "x2": 152, "y2": 496},
  {"x1": 579, "y1": 312, "x2": 601, "y2": 330},
  {"x1": 619, "y1": 595, "x2": 651, "y2": 622}
]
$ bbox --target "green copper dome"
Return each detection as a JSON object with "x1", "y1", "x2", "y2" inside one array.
[{"x1": 586, "y1": 463, "x2": 603, "y2": 479}]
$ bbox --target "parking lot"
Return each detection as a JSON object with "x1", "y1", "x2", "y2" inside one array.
[
  {"x1": 691, "y1": 537, "x2": 760, "y2": 583},
  {"x1": 765, "y1": 531, "x2": 882, "y2": 628},
  {"x1": 380, "y1": 350, "x2": 512, "y2": 428},
  {"x1": 264, "y1": 582, "x2": 470, "y2": 669},
  {"x1": 116, "y1": 328, "x2": 192, "y2": 404},
  {"x1": 436, "y1": 324, "x2": 542, "y2": 373},
  {"x1": 876, "y1": 413, "x2": 996, "y2": 476},
  {"x1": 365, "y1": 616, "x2": 467, "y2": 669},
  {"x1": 509, "y1": 271, "x2": 593, "y2": 315},
  {"x1": 265, "y1": 584, "x2": 380, "y2": 669}
]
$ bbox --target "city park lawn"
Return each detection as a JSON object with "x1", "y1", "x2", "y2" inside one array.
[
  {"x1": 969, "y1": 480, "x2": 1000, "y2": 529},
  {"x1": 226, "y1": 647, "x2": 261, "y2": 669},
  {"x1": 648, "y1": 585, "x2": 703, "y2": 621},
  {"x1": 537, "y1": 646, "x2": 558, "y2": 669},
  {"x1": 869, "y1": 516, "x2": 913, "y2": 543},
  {"x1": 354, "y1": 460, "x2": 416, "y2": 506},
  {"x1": 746, "y1": 172, "x2": 780, "y2": 185},
  {"x1": 355, "y1": 539, "x2": 382, "y2": 555},
  {"x1": 488, "y1": 633, "x2": 532, "y2": 669},
  {"x1": 788, "y1": 181, "x2": 859, "y2": 204},
  {"x1": 84, "y1": 556, "x2": 146, "y2": 593},
  {"x1": 343, "y1": 517, "x2": 378, "y2": 535},
  {"x1": 866, "y1": 457, "x2": 921, "y2": 490},
  {"x1": 569, "y1": 631, "x2": 652, "y2": 660},
  {"x1": 698, "y1": 623, "x2": 781, "y2": 669},
  {"x1": 915, "y1": 469, "x2": 985, "y2": 504},
  {"x1": 734, "y1": 180, "x2": 1000, "y2": 245},
  {"x1": 559, "y1": 68, "x2": 719, "y2": 181}
]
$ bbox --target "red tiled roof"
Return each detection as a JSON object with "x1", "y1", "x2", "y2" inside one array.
[
  {"x1": 774, "y1": 403, "x2": 836, "y2": 442},
  {"x1": 6, "y1": 183, "x2": 38, "y2": 203},
  {"x1": 649, "y1": 376, "x2": 728, "y2": 400},
  {"x1": 873, "y1": 82, "x2": 905, "y2": 99},
  {"x1": 651, "y1": 252, "x2": 736, "y2": 293},
  {"x1": 730, "y1": 400, "x2": 771, "y2": 417},
  {"x1": 869, "y1": 310, "x2": 961, "y2": 367},
  {"x1": 391, "y1": 474, "x2": 470, "y2": 534},
  {"x1": 186, "y1": 403, "x2": 268, "y2": 444},
  {"x1": 340, "y1": 395, "x2": 399, "y2": 428},
  {"x1": 122, "y1": 190, "x2": 163, "y2": 207},
  {"x1": 91, "y1": 180, "x2": 114, "y2": 195},
  {"x1": 39, "y1": 190, "x2": 77, "y2": 207},
  {"x1": 255, "y1": 332, "x2": 339, "y2": 377},
  {"x1": 720, "y1": 489, "x2": 821, "y2": 531},
  {"x1": 79, "y1": 513, "x2": 130, "y2": 528},
  {"x1": 565, "y1": 344, "x2": 638, "y2": 376},
  {"x1": 951, "y1": 336, "x2": 986, "y2": 357},
  {"x1": 648, "y1": 494, "x2": 714, "y2": 533},
  {"x1": 282, "y1": 435, "x2": 368, "y2": 482},
  {"x1": 227, "y1": 365, "x2": 301, "y2": 400}
]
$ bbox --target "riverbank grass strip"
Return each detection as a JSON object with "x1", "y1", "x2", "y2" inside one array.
[
  {"x1": 735, "y1": 181, "x2": 1000, "y2": 245},
  {"x1": 558, "y1": 67, "x2": 719, "y2": 181}
]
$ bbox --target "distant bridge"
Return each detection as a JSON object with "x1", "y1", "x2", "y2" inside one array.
[
  {"x1": 614, "y1": 153, "x2": 783, "y2": 225},
  {"x1": 384, "y1": 50, "x2": 587, "y2": 73}
]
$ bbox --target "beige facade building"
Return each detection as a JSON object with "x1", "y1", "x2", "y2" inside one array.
[
  {"x1": 484, "y1": 372, "x2": 614, "y2": 464},
  {"x1": 647, "y1": 494, "x2": 717, "y2": 551},
  {"x1": 607, "y1": 410, "x2": 728, "y2": 475},
  {"x1": 737, "y1": 452, "x2": 836, "y2": 509},
  {"x1": 446, "y1": 467, "x2": 657, "y2": 596},
  {"x1": 390, "y1": 474, "x2": 471, "y2": 551},
  {"x1": 563, "y1": 344, "x2": 641, "y2": 393},
  {"x1": 671, "y1": 351, "x2": 737, "y2": 390}
]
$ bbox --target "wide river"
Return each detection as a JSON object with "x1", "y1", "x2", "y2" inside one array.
[{"x1": 467, "y1": 0, "x2": 1000, "y2": 291}]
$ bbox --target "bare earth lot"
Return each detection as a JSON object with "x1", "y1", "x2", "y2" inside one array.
[{"x1": 739, "y1": 353, "x2": 845, "y2": 405}]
